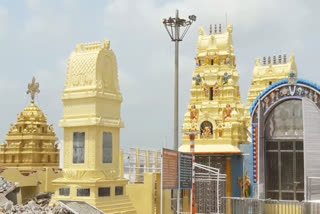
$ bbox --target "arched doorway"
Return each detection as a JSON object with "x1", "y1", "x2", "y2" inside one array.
[{"x1": 264, "y1": 99, "x2": 304, "y2": 201}]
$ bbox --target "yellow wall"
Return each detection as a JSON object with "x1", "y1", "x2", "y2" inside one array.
[
  {"x1": 127, "y1": 173, "x2": 155, "y2": 214},
  {"x1": 126, "y1": 173, "x2": 174, "y2": 214},
  {"x1": 1, "y1": 168, "x2": 62, "y2": 193}
]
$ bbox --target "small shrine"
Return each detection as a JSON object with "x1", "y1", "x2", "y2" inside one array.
[
  {"x1": 51, "y1": 41, "x2": 136, "y2": 214},
  {"x1": 179, "y1": 24, "x2": 248, "y2": 200},
  {"x1": 0, "y1": 77, "x2": 59, "y2": 171}
]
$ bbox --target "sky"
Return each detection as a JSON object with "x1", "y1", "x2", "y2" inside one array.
[{"x1": 0, "y1": 0, "x2": 319, "y2": 151}]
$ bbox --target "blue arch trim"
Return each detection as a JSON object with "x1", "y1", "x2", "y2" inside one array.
[{"x1": 250, "y1": 78, "x2": 320, "y2": 115}]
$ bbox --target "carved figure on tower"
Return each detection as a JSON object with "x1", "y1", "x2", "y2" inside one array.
[
  {"x1": 225, "y1": 56, "x2": 231, "y2": 66},
  {"x1": 213, "y1": 53, "x2": 219, "y2": 65},
  {"x1": 193, "y1": 74, "x2": 202, "y2": 86},
  {"x1": 190, "y1": 104, "x2": 199, "y2": 123},
  {"x1": 223, "y1": 104, "x2": 233, "y2": 120}
]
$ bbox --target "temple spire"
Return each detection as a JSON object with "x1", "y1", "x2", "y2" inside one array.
[{"x1": 26, "y1": 76, "x2": 40, "y2": 103}]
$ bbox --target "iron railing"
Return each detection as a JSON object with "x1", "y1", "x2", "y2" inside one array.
[{"x1": 222, "y1": 197, "x2": 320, "y2": 214}]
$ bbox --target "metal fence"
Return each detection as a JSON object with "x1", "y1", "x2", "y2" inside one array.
[
  {"x1": 222, "y1": 197, "x2": 320, "y2": 214},
  {"x1": 123, "y1": 148, "x2": 161, "y2": 183}
]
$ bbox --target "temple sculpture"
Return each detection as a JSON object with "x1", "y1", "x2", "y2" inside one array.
[
  {"x1": 51, "y1": 41, "x2": 136, "y2": 214},
  {"x1": 179, "y1": 24, "x2": 248, "y2": 206},
  {"x1": 0, "y1": 77, "x2": 59, "y2": 171}
]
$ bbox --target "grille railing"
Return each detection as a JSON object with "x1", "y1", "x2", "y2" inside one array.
[{"x1": 222, "y1": 197, "x2": 320, "y2": 214}]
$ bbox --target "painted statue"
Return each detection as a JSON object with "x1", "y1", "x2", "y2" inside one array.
[
  {"x1": 193, "y1": 74, "x2": 202, "y2": 86},
  {"x1": 190, "y1": 105, "x2": 199, "y2": 123},
  {"x1": 200, "y1": 121, "x2": 213, "y2": 138},
  {"x1": 225, "y1": 56, "x2": 231, "y2": 66},
  {"x1": 216, "y1": 124, "x2": 223, "y2": 138},
  {"x1": 223, "y1": 104, "x2": 233, "y2": 120},
  {"x1": 223, "y1": 72, "x2": 232, "y2": 85},
  {"x1": 238, "y1": 171, "x2": 252, "y2": 198},
  {"x1": 213, "y1": 54, "x2": 219, "y2": 65},
  {"x1": 314, "y1": 92, "x2": 318, "y2": 103},
  {"x1": 203, "y1": 126, "x2": 212, "y2": 138},
  {"x1": 213, "y1": 82, "x2": 220, "y2": 97}
]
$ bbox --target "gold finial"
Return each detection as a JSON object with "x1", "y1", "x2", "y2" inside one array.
[
  {"x1": 209, "y1": 24, "x2": 212, "y2": 34},
  {"x1": 26, "y1": 77, "x2": 40, "y2": 103}
]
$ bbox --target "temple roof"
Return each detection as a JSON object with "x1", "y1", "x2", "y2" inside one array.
[{"x1": 197, "y1": 24, "x2": 234, "y2": 57}]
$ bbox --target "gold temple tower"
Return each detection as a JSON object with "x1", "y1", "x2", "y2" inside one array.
[
  {"x1": 247, "y1": 54, "x2": 297, "y2": 108},
  {"x1": 52, "y1": 41, "x2": 136, "y2": 214},
  {"x1": 0, "y1": 77, "x2": 59, "y2": 171},
  {"x1": 179, "y1": 24, "x2": 248, "y2": 197}
]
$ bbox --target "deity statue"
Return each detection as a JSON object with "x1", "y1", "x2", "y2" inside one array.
[
  {"x1": 213, "y1": 54, "x2": 219, "y2": 65},
  {"x1": 223, "y1": 104, "x2": 233, "y2": 120},
  {"x1": 190, "y1": 105, "x2": 199, "y2": 123},
  {"x1": 238, "y1": 172, "x2": 252, "y2": 198},
  {"x1": 213, "y1": 82, "x2": 220, "y2": 97},
  {"x1": 203, "y1": 83, "x2": 209, "y2": 97},
  {"x1": 203, "y1": 126, "x2": 212, "y2": 138},
  {"x1": 193, "y1": 74, "x2": 202, "y2": 86},
  {"x1": 225, "y1": 56, "x2": 231, "y2": 66},
  {"x1": 223, "y1": 72, "x2": 232, "y2": 85},
  {"x1": 314, "y1": 92, "x2": 318, "y2": 103},
  {"x1": 270, "y1": 92, "x2": 276, "y2": 103},
  {"x1": 216, "y1": 124, "x2": 223, "y2": 138}
]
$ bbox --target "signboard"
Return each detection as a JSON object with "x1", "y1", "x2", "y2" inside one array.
[
  {"x1": 179, "y1": 152, "x2": 193, "y2": 189},
  {"x1": 162, "y1": 148, "x2": 178, "y2": 189}
]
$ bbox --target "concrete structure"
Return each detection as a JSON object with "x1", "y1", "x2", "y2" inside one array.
[
  {"x1": 179, "y1": 25, "x2": 248, "y2": 201},
  {"x1": 52, "y1": 41, "x2": 136, "y2": 214},
  {"x1": 0, "y1": 77, "x2": 59, "y2": 170}
]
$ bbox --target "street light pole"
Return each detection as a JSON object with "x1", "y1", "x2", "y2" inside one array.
[{"x1": 163, "y1": 10, "x2": 196, "y2": 151}]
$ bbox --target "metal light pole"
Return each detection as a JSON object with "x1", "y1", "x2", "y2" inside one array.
[{"x1": 163, "y1": 10, "x2": 196, "y2": 151}]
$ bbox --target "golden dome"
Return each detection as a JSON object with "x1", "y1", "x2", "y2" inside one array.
[{"x1": 17, "y1": 103, "x2": 47, "y2": 123}]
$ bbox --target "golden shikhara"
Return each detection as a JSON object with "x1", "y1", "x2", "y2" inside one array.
[
  {"x1": 0, "y1": 77, "x2": 59, "y2": 169},
  {"x1": 180, "y1": 25, "x2": 248, "y2": 154}
]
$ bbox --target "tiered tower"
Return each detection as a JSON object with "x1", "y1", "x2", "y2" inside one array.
[
  {"x1": 0, "y1": 77, "x2": 59, "y2": 171},
  {"x1": 52, "y1": 41, "x2": 136, "y2": 214},
  {"x1": 180, "y1": 24, "x2": 247, "y2": 154},
  {"x1": 247, "y1": 54, "x2": 297, "y2": 108},
  {"x1": 179, "y1": 25, "x2": 248, "y2": 199}
]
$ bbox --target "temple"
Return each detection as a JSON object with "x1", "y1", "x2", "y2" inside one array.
[
  {"x1": 51, "y1": 41, "x2": 136, "y2": 214},
  {"x1": 0, "y1": 77, "x2": 59, "y2": 171},
  {"x1": 179, "y1": 24, "x2": 248, "y2": 203}
]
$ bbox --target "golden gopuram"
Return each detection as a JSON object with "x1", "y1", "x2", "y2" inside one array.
[
  {"x1": 51, "y1": 41, "x2": 136, "y2": 214},
  {"x1": 179, "y1": 24, "x2": 248, "y2": 197},
  {"x1": 0, "y1": 77, "x2": 59, "y2": 171},
  {"x1": 247, "y1": 54, "x2": 298, "y2": 108}
]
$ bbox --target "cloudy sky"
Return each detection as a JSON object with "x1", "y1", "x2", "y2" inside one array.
[{"x1": 0, "y1": 0, "x2": 319, "y2": 151}]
